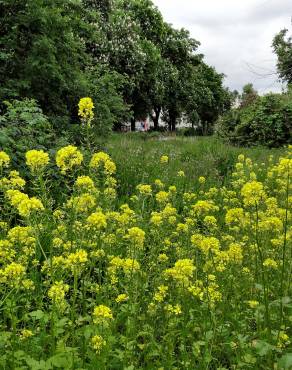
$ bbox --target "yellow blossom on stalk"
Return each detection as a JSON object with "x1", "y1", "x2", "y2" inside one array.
[
  {"x1": 66, "y1": 249, "x2": 88, "y2": 270},
  {"x1": 0, "y1": 171, "x2": 26, "y2": 190},
  {"x1": 6, "y1": 189, "x2": 29, "y2": 207},
  {"x1": 136, "y1": 184, "x2": 152, "y2": 196},
  {"x1": 176, "y1": 223, "x2": 188, "y2": 233},
  {"x1": 19, "y1": 329, "x2": 34, "y2": 340},
  {"x1": 0, "y1": 151, "x2": 10, "y2": 168},
  {"x1": 109, "y1": 257, "x2": 140, "y2": 275},
  {"x1": 177, "y1": 170, "x2": 185, "y2": 177},
  {"x1": 74, "y1": 176, "x2": 96, "y2": 192},
  {"x1": 158, "y1": 253, "x2": 169, "y2": 262},
  {"x1": 48, "y1": 281, "x2": 69, "y2": 311},
  {"x1": 154, "y1": 179, "x2": 164, "y2": 188},
  {"x1": 227, "y1": 243, "x2": 243, "y2": 263},
  {"x1": 241, "y1": 181, "x2": 266, "y2": 207},
  {"x1": 126, "y1": 227, "x2": 145, "y2": 249},
  {"x1": 277, "y1": 331, "x2": 290, "y2": 348},
  {"x1": 164, "y1": 259, "x2": 195, "y2": 285},
  {"x1": 191, "y1": 200, "x2": 218, "y2": 216},
  {"x1": 0, "y1": 262, "x2": 26, "y2": 285},
  {"x1": 93, "y1": 305, "x2": 113, "y2": 324},
  {"x1": 56, "y1": 145, "x2": 83, "y2": 174},
  {"x1": 115, "y1": 294, "x2": 128, "y2": 303},
  {"x1": 238, "y1": 154, "x2": 245, "y2": 163},
  {"x1": 154, "y1": 285, "x2": 168, "y2": 302},
  {"x1": 198, "y1": 176, "x2": 206, "y2": 184},
  {"x1": 263, "y1": 258, "x2": 278, "y2": 269},
  {"x1": 25, "y1": 150, "x2": 49, "y2": 173},
  {"x1": 156, "y1": 191, "x2": 169, "y2": 204},
  {"x1": 150, "y1": 213, "x2": 163, "y2": 226},
  {"x1": 91, "y1": 335, "x2": 106, "y2": 354},
  {"x1": 160, "y1": 155, "x2": 169, "y2": 164},
  {"x1": 67, "y1": 193, "x2": 96, "y2": 213},
  {"x1": 17, "y1": 197, "x2": 44, "y2": 217},
  {"x1": 78, "y1": 97, "x2": 94, "y2": 125},
  {"x1": 203, "y1": 215, "x2": 217, "y2": 229},
  {"x1": 247, "y1": 300, "x2": 259, "y2": 309},
  {"x1": 89, "y1": 152, "x2": 116, "y2": 175},
  {"x1": 164, "y1": 304, "x2": 182, "y2": 315},
  {"x1": 87, "y1": 211, "x2": 107, "y2": 229}
]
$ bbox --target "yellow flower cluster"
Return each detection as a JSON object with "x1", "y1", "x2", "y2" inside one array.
[
  {"x1": 56, "y1": 145, "x2": 83, "y2": 174},
  {"x1": 0, "y1": 151, "x2": 10, "y2": 168},
  {"x1": 78, "y1": 97, "x2": 94, "y2": 125},
  {"x1": 25, "y1": 149, "x2": 49, "y2": 173},
  {"x1": 93, "y1": 305, "x2": 113, "y2": 324}
]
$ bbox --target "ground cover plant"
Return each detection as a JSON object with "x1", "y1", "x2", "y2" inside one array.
[{"x1": 0, "y1": 139, "x2": 291, "y2": 369}]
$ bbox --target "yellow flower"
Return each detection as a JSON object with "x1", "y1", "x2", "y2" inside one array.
[
  {"x1": 164, "y1": 259, "x2": 195, "y2": 285},
  {"x1": 136, "y1": 184, "x2": 152, "y2": 196},
  {"x1": 115, "y1": 294, "x2": 129, "y2": 303},
  {"x1": 25, "y1": 150, "x2": 49, "y2": 173},
  {"x1": 56, "y1": 145, "x2": 83, "y2": 174},
  {"x1": 247, "y1": 300, "x2": 259, "y2": 308},
  {"x1": 48, "y1": 281, "x2": 69, "y2": 311},
  {"x1": 89, "y1": 152, "x2": 116, "y2": 175},
  {"x1": 164, "y1": 304, "x2": 182, "y2": 315},
  {"x1": 277, "y1": 331, "x2": 290, "y2": 348},
  {"x1": 19, "y1": 329, "x2": 34, "y2": 340},
  {"x1": 241, "y1": 181, "x2": 266, "y2": 207},
  {"x1": 17, "y1": 197, "x2": 44, "y2": 217},
  {"x1": 126, "y1": 227, "x2": 145, "y2": 249},
  {"x1": 91, "y1": 335, "x2": 106, "y2": 354},
  {"x1": 66, "y1": 249, "x2": 88, "y2": 270},
  {"x1": 198, "y1": 176, "x2": 206, "y2": 184},
  {"x1": 160, "y1": 155, "x2": 169, "y2": 164},
  {"x1": 87, "y1": 211, "x2": 107, "y2": 229},
  {"x1": 93, "y1": 305, "x2": 113, "y2": 324},
  {"x1": 177, "y1": 170, "x2": 185, "y2": 177},
  {"x1": 154, "y1": 285, "x2": 168, "y2": 302},
  {"x1": 263, "y1": 258, "x2": 278, "y2": 269},
  {"x1": 78, "y1": 97, "x2": 94, "y2": 125},
  {"x1": 0, "y1": 151, "x2": 10, "y2": 168},
  {"x1": 74, "y1": 176, "x2": 96, "y2": 192},
  {"x1": 156, "y1": 191, "x2": 169, "y2": 204}
]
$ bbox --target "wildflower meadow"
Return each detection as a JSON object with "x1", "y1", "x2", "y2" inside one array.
[{"x1": 0, "y1": 140, "x2": 291, "y2": 369}]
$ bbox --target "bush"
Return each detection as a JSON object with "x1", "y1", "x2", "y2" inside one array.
[
  {"x1": 0, "y1": 99, "x2": 68, "y2": 168},
  {"x1": 216, "y1": 92, "x2": 292, "y2": 147}
]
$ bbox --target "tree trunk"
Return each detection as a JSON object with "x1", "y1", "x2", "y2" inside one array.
[
  {"x1": 131, "y1": 117, "x2": 136, "y2": 132},
  {"x1": 169, "y1": 111, "x2": 176, "y2": 132},
  {"x1": 153, "y1": 107, "x2": 161, "y2": 130}
]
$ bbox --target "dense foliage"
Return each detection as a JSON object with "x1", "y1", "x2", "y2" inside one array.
[
  {"x1": 216, "y1": 87, "x2": 292, "y2": 147},
  {"x1": 0, "y1": 0, "x2": 230, "y2": 132},
  {"x1": 0, "y1": 142, "x2": 291, "y2": 368}
]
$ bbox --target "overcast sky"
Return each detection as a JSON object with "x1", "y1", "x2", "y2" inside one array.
[{"x1": 152, "y1": 0, "x2": 292, "y2": 94}]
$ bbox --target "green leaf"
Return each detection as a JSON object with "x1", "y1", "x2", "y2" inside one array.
[{"x1": 278, "y1": 353, "x2": 292, "y2": 369}]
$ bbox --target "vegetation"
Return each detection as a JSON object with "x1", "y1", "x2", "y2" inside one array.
[
  {"x1": 0, "y1": 138, "x2": 291, "y2": 368},
  {"x1": 0, "y1": 0, "x2": 230, "y2": 133},
  {"x1": 216, "y1": 85, "x2": 292, "y2": 147}
]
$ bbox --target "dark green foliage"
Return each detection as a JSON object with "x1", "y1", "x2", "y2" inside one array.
[
  {"x1": 0, "y1": 99, "x2": 62, "y2": 166},
  {"x1": 273, "y1": 29, "x2": 292, "y2": 84},
  {"x1": 216, "y1": 91, "x2": 292, "y2": 147},
  {"x1": 0, "y1": 0, "x2": 88, "y2": 116}
]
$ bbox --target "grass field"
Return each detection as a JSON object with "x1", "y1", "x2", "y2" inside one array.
[
  {"x1": 0, "y1": 135, "x2": 291, "y2": 369},
  {"x1": 108, "y1": 134, "x2": 284, "y2": 198}
]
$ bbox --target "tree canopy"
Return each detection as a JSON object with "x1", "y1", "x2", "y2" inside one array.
[{"x1": 0, "y1": 0, "x2": 230, "y2": 132}]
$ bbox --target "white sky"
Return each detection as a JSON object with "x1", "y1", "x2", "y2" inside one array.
[{"x1": 152, "y1": 0, "x2": 292, "y2": 94}]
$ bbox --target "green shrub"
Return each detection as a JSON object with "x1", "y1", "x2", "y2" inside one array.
[
  {"x1": 216, "y1": 92, "x2": 292, "y2": 147},
  {"x1": 0, "y1": 99, "x2": 66, "y2": 167}
]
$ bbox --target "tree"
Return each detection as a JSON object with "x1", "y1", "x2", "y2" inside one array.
[
  {"x1": 240, "y1": 83, "x2": 258, "y2": 108},
  {"x1": 0, "y1": 0, "x2": 89, "y2": 116},
  {"x1": 273, "y1": 29, "x2": 292, "y2": 84}
]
